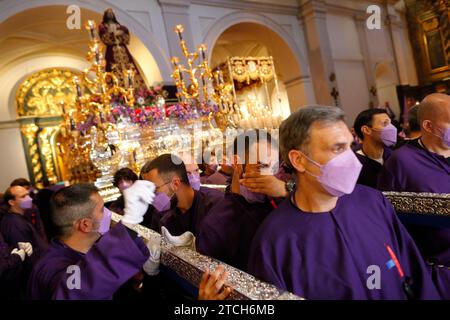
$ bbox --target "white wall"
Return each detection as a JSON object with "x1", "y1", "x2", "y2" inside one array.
[{"x1": 0, "y1": 126, "x2": 29, "y2": 192}]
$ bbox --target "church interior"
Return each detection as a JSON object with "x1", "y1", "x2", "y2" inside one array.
[{"x1": 0, "y1": 0, "x2": 449, "y2": 305}]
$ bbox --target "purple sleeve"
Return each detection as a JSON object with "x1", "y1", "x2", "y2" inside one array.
[
  {"x1": 53, "y1": 223, "x2": 149, "y2": 300},
  {"x1": 0, "y1": 251, "x2": 22, "y2": 277}
]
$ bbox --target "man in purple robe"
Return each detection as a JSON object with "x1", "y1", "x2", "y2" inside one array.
[
  {"x1": 0, "y1": 231, "x2": 31, "y2": 299},
  {"x1": 248, "y1": 105, "x2": 441, "y2": 299},
  {"x1": 352, "y1": 108, "x2": 396, "y2": 189},
  {"x1": 378, "y1": 93, "x2": 450, "y2": 298},
  {"x1": 198, "y1": 130, "x2": 279, "y2": 271},
  {"x1": 1, "y1": 186, "x2": 48, "y2": 298},
  {"x1": 140, "y1": 154, "x2": 223, "y2": 236},
  {"x1": 27, "y1": 182, "x2": 156, "y2": 300}
]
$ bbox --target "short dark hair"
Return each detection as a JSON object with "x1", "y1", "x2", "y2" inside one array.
[
  {"x1": 3, "y1": 187, "x2": 16, "y2": 208},
  {"x1": 280, "y1": 105, "x2": 346, "y2": 168},
  {"x1": 50, "y1": 183, "x2": 99, "y2": 236},
  {"x1": 231, "y1": 129, "x2": 278, "y2": 164},
  {"x1": 10, "y1": 178, "x2": 31, "y2": 188},
  {"x1": 113, "y1": 168, "x2": 138, "y2": 187},
  {"x1": 353, "y1": 108, "x2": 388, "y2": 140},
  {"x1": 407, "y1": 105, "x2": 420, "y2": 132},
  {"x1": 141, "y1": 154, "x2": 189, "y2": 185}
]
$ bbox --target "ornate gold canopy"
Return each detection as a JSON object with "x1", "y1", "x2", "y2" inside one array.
[{"x1": 16, "y1": 68, "x2": 81, "y2": 187}]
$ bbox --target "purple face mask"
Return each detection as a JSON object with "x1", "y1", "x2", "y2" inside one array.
[
  {"x1": 188, "y1": 172, "x2": 201, "y2": 191},
  {"x1": 240, "y1": 185, "x2": 266, "y2": 203},
  {"x1": 98, "y1": 207, "x2": 112, "y2": 235},
  {"x1": 378, "y1": 123, "x2": 397, "y2": 147},
  {"x1": 302, "y1": 149, "x2": 362, "y2": 197},
  {"x1": 434, "y1": 126, "x2": 450, "y2": 147},
  {"x1": 152, "y1": 192, "x2": 171, "y2": 212},
  {"x1": 19, "y1": 196, "x2": 33, "y2": 210}
]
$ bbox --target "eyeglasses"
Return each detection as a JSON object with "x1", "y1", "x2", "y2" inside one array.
[{"x1": 155, "y1": 181, "x2": 170, "y2": 192}]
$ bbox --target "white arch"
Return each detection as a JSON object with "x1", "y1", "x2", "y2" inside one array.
[
  {"x1": 1, "y1": 54, "x2": 90, "y2": 121},
  {"x1": 0, "y1": 0, "x2": 172, "y2": 80},
  {"x1": 202, "y1": 11, "x2": 310, "y2": 79}
]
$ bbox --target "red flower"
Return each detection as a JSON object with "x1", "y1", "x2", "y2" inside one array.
[{"x1": 135, "y1": 108, "x2": 142, "y2": 115}]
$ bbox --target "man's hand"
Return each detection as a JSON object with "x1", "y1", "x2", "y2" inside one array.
[
  {"x1": 240, "y1": 172, "x2": 288, "y2": 198},
  {"x1": 123, "y1": 180, "x2": 155, "y2": 225},
  {"x1": 18, "y1": 242, "x2": 33, "y2": 257},
  {"x1": 198, "y1": 265, "x2": 233, "y2": 300}
]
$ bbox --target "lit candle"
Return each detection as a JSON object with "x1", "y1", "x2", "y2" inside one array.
[
  {"x1": 94, "y1": 44, "x2": 100, "y2": 64},
  {"x1": 69, "y1": 111, "x2": 76, "y2": 130},
  {"x1": 73, "y1": 76, "x2": 82, "y2": 97},
  {"x1": 199, "y1": 44, "x2": 207, "y2": 61},
  {"x1": 127, "y1": 70, "x2": 133, "y2": 88},
  {"x1": 217, "y1": 70, "x2": 223, "y2": 84},
  {"x1": 178, "y1": 66, "x2": 184, "y2": 82},
  {"x1": 87, "y1": 20, "x2": 96, "y2": 41},
  {"x1": 174, "y1": 24, "x2": 184, "y2": 41},
  {"x1": 60, "y1": 101, "x2": 66, "y2": 114}
]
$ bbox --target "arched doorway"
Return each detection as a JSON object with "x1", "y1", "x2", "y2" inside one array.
[
  {"x1": 0, "y1": 4, "x2": 164, "y2": 186},
  {"x1": 208, "y1": 21, "x2": 312, "y2": 115}
]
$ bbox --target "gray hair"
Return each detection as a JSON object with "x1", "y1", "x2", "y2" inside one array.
[{"x1": 280, "y1": 105, "x2": 346, "y2": 168}]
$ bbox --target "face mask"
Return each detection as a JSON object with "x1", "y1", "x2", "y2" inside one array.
[
  {"x1": 432, "y1": 125, "x2": 450, "y2": 148},
  {"x1": 98, "y1": 207, "x2": 112, "y2": 235},
  {"x1": 19, "y1": 196, "x2": 33, "y2": 210},
  {"x1": 188, "y1": 172, "x2": 201, "y2": 191},
  {"x1": 240, "y1": 185, "x2": 266, "y2": 203},
  {"x1": 152, "y1": 192, "x2": 171, "y2": 212},
  {"x1": 374, "y1": 123, "x2": 397, "y2": 147},
  {"x1": 301, "y1": 149, "x2": 362, "y2": 197}
]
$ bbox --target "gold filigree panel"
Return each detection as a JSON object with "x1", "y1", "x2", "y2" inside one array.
[{"x1": 16, "y1": 68, "x2": 80, "y2": 117}]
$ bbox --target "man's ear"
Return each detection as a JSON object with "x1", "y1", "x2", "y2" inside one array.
[
  {"x1": 8, "y1": 199, "x2": 16, "y2": 207},
  {"x1": 78, "y1": 218, "x2": 93, "y2": 233},
  {"x1": 171, "y1": 176, "x2": 181, "y2": 191},
  {"x1": 361, "y1": 125, "x2": 371, "y2": 137},
  {"x1": 422, "y1": 120, "x2": 432, "y2": 133},
  {"x1": 288, "y1": 150, "x2": 306, "y2": 173}
]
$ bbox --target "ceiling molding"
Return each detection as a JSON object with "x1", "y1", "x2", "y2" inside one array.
[{"x1": 191, "y1": 0, "x2": 299, "y2": 16}]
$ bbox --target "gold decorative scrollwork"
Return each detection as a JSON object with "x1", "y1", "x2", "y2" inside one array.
[
  {"x1": 16, "y1": 68, "x2": 80, "y2": 117},
  {"x1": 38, "y1": 126, "x2": 60, "y2": 185},
  {"x1": 228, "y1": 57, "x2": 275, "y2": 84},
  {"x1": 20, "y1": 124, "x2": 44, "y2": 188}
]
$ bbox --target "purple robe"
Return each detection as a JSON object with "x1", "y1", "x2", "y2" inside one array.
[
  {"x1": 27, "y1": 222, "x2": 149, "y2": 300},
  {"x1": 377, "y1": 139, "x2": 450, "y2": 298},
  {"x1": 0, "y1": 211, "x2": 48, "y2": 262},
  {"x1": 0, "y1": 231, "x2": 23, "y2": 298},
  {"x1": 355, "y1": 147, "x2": 392, "y2": 189},
  {"x1": 198, "y1": 192, "x2": 275, "y2": 271},
  {"x1": 378, "y1": 139, "x2": 450, "y2": 193},
  {"x1": 248, "y1": 185, "x2": 441, "y2": 299},
  {"x1": 159, "y1": 189, "x2": 223, "y2": 237}
]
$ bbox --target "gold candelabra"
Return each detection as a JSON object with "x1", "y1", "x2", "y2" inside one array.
[{"x1": 60, "y1": 20, "x2": 138, "y2": 185}]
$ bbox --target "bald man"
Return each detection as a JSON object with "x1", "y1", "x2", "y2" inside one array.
[{"x1": 378, "y1": 93, "x2": 450, "y2": 298}]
